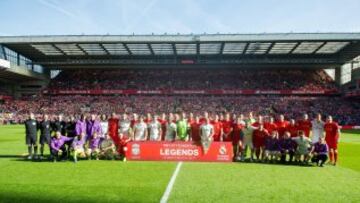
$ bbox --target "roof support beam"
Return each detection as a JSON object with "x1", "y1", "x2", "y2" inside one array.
[
  {"x1": 75, "y1": 44, "x2": 88, "y2": 55},
  {"x1": 289, "y1": 42, "x2": 301, "y2": 54},
  {"x1": 99, "y1": 44, "x2": 110, "y2": 55},
  {"x1": 265, "y1": 42, "x2": 275, "y2": 54},
  {"x1": 242, "y1": 42, "x2": 249, "y2": 54},
  {"x1": 312, "y1": 42, "x2": 327, "y2": 54},
  {"x1": 171, "y1": 43, "x2": 177, "y2": 56},
  {"x1": 123, "y1": 43, "x2": 132, "y2": 55},
  {"x1": 219, "y1": 42, "x2": 225, "y2": 55},
  {"x1": 52, "y1": 44, "x2": 67, "y2": 55},
  {"x1": 196, "y1": 43, "x2": 200, "y2": 58},
  {"x1": 147, "y1": 43, "x2": 155, "y2": 55}
]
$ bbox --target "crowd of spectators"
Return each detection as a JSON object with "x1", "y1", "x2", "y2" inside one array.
[{"x1": 48, "y1": 69, "x2": 337, "y2": 91}]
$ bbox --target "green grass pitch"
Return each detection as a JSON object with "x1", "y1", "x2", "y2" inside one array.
[{"x1": 0, "y1": 125, "x2": 359, "y2": 203}]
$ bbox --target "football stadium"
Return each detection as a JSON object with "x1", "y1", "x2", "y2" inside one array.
[{"x1": 1, "y1": 1, "x2": 360, "y2": 203}]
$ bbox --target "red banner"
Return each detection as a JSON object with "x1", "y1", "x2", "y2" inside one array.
[
  {"x1": 125, "y1": 141, "x2": 233, "y2": 162},
  {"x1": 44, "y1": 89, "x2": 340, "y2": 95}
]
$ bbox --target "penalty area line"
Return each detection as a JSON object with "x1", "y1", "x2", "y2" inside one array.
[{"x1": 160, "y1": 162, "x2": 183, "y2": 203}]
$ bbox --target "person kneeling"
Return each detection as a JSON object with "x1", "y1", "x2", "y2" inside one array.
[
  {"x1": 311, "y1": 137, "x2": 329, "y2": 167},
  {"x1": 292, "y1": 131, "x2": 312, "y2": 165},
  {"x1": 264, "y1": 131, "x2": 280, "y2": 163},
  {"x1": 71, "y1": 133, "x2": 86, "y2": 163},
  {"x1": 100, "y1": 134, "x2": 117, "y2": 160},
  {"x1": 86, "y1": 133, "x2": 101, "y2": 160},
  {"x1": 50, "y1": 131, "x2": 73, "y2": 162},
  {"x1": 279, "y1": 131, "x2": 296, "y2": 163}
]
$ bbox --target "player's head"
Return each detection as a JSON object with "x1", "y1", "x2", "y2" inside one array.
[
  {"x1": 81, "y1": 114, "x2": 86, "y2": 120},
  {"x1": 219, "y1": 114, "x2": 224, "y2": 121},
  {"x1": 100, "y1": 114, "x2": 107, "y2": 121},
  {"x1": 284, "y1": 131, "x2": 291, "y2": 139},
  {"x1": 153, "y1": 115, "x2": 159, "y2": 120},
  {"x1": 195, "y1": 115, "x2": 200, "y2": 122},
  {"x1": 290, "y1": 119, "x2": 295, "y2": 125},
  {"x1": 258, "y1": 115, "x2": 263, "y2": 123},
  {"x1": 269, "y1": 117, "x2": 274, "y2": 123},
  {"x1": 214, "y1": 114, "x2": 219, "y2": 121},
  {"x1": 133, "y1": 113, "x2": 138, "y2": 120},
  {"x1": 139, "y1": 115, "x2": 144, "y2": 122},
  {"x1": 189, "y1": 112, "x2": 194, "y2": 119},
  {"x1": 279, "y1": 114, "x2": 285, "y2": 121},
  {"x1": 70, "y1": 115, "x2": 75, "y2": 122},
  {"x1": 225, "y1": 113, "x2": 230, "y2": 121},
  {"x1": 239, "y1": 114, "x2": 244, "y2": 120},
  {"x1": 55, "y1": 131, "x2": 61, "y2": 138},
  {"x1": 168, "y1": 114, "x2": 174, "y2": 122},
  {"x1": 181, "y1": 112, "x2": 186, "y2": 119},
  {"x1": 248, "y1": 111, "x2": 253, "y2": 119},
  {"x1": 122, "y1": 113, "x2": 128, "y2": 120},
  {"x1": 43, "y1": 114, "x2": 48, "y2": 120},
  {"x1": 303, "y1": 113, "x2": 309, "y2": 120},
  {"x1": 111, "y1": 112, "x2": 117, "y2": 119},
  {"x1": 203, "y1": 111, "x2": 209, "y2": 118},
  {"x1": 327, "y1": 115, "x2": 333, "y2": 123},
  {"x1": 161, "y1": 113, "x2": 166, "y2": 120},
  {"x1": 147, "y1": 113, "x2": 152, "y2": 120},
  {"x1": 90, "y1": 114, "x2": 96, "y2": 121},
  {"x1": 316, "y1": 113, "x2": 322, "y2": 121},
  {"x1": 236, "y1": 117, "x2": 242, "y2": 124},
  {"x1": 271, "y1": 130, "x2": 278, "y2": 138},
  {"x1": 298, "y1": 130, "x2": 305, "y2": 138},
  {"x1": 29, "y1": 112, "x2": 35, "y2": 120},
  {"x1": 58, "y1": 114, "x2": 63, "y2": 121}
]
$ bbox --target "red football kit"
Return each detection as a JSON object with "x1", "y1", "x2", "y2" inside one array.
[
  {"x1": 264, "y1": 122, "x2": 277, "y2": 134},
  {"x1": 253, "y1": 129, "x2": 269, "y2": 148},
  {"x1": 275, "y1": 121, "x2": 289, "y2": 138},
  {"x1": 211, "y1": 121, "x2": 223, "y2": 141},
  {"x1": 324, "y1": 122, "x2": 340, "y2": 149},
  {"x1": 297, "y1": 120, "x2": 312, "y2": 137},
  {"x1": 232, "y1": 123, "x2": 244, "y2": 145},
  {"x1": 222, "y1": 120, "x2": 233, "y2": 142},
  {"x1": 190, "y1": 122, "x2": 201, "y2": 142},
  {"x1": 286, "y1": 124, "x2": 299, "y2": 138}
]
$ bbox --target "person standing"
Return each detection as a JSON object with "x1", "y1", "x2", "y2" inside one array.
[
  {"x1": 25, "y1": 112, "x2": 38, "y2": 160},
  {"x1": 324, "y1": 116, "x2": 340, "y2": 166},
  {"x1": 38, "y1": 114, "x2": 51, "y2": 159}
]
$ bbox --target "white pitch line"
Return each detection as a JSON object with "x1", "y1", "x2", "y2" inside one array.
[{"x1": 160, "y1": 162, "x2": 183, "y2": 203}]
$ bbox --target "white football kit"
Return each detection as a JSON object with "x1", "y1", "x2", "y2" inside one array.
[
  {"x1": 311, "y1": 120, "x2": 324, "y2": 143},
  {"x1": 134, "y1": 122, "x2": 147, "y2": 141},
  {"x1": 165, "y1": 122, "x2": 177, "y2": 141},
  {"x1": 149, "y1": 121, "x2": 161, "y2": 141}
]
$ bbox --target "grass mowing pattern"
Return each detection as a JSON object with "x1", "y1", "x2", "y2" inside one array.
[{"x1": 0, "y1": 125, "x2": 359, "y2": 202}]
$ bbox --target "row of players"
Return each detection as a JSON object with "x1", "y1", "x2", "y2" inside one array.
[{"x1": 24, "y1": 112, "x2": 339, "y2": 165}]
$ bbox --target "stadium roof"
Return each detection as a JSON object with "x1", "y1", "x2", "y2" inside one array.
[{"x1": 1, "y1": 33, "x2": 360, "y2": 69}]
